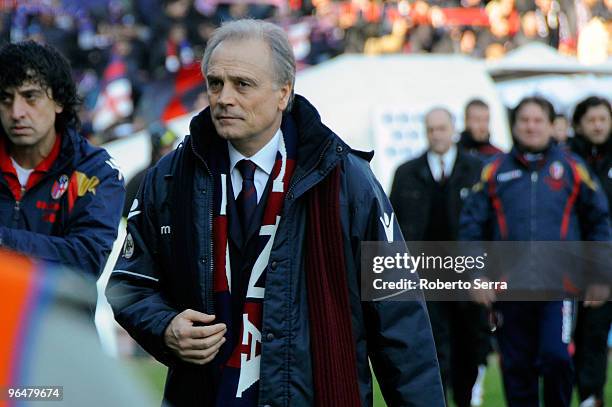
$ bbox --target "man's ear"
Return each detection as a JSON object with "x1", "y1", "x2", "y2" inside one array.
[
  {"x1": 55, "y1": 103, "x2": 63, "y2": 114},
  {"x1": 278, "y1": 82, "x2": 292, "y2": 111}
]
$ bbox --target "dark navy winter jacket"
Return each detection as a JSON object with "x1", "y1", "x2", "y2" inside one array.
[
  {"x1": 0, "y1": 129, "x2": 125, "y2": 277},
  {"x1": 460, "y1": 143, "x2": 610, "y2": 242},
  {"x1": 106, "y1": 95, "x2": 444, "y2": 407}
]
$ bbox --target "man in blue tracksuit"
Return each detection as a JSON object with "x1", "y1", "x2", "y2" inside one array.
[
  {"x1": 0, "y1": 41, "x2": 125, "y2": 277},
  {"x1": 459, "y1": 96, "x2": 611, "y2": 407}
]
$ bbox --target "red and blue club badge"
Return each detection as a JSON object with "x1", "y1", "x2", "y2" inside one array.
[
  {"x1": 51, "y1": 174, "x2": 69, "y2": 200},
  {"x1": 549, "y1": 161, "x2": 564, "y2": 180}
]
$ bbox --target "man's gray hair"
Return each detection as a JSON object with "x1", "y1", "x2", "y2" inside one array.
[{"x1": 201, "y1": 19, "x2": 296, "y2": 111}]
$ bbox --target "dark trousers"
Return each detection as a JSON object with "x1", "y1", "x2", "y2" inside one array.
[
  {"x1": 427, "y1": 301, "x2": 490, "y2": 407},
  {"x1": 496, "y1": 301, "x2": 574, "y2": 407},
  {"x1": 574, "y1": 301, "x2": 612, "y2": 404}
]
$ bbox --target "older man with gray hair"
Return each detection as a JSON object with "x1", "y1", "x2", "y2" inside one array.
[{"x1": 107, "y1": 19, "x2": 443, "y2": 407}]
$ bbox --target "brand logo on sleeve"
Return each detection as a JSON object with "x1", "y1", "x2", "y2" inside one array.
[
  {"x1": 122, "y1": 233, "x2": 135, "y2": 259},
  {"x1": 379, "y1": 212, "x2": 394, "y2": 243}
]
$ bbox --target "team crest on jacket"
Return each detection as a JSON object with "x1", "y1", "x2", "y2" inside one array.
[
  {"x1": 549, "y1": 161, "x2": 564, "y2": 180},
  {"x1": 51, "y1": 175, "x2": 69, "y2": 200}
]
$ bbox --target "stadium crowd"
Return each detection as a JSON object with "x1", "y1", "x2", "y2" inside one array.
[{"x1": 0, "y1": 0, "x2": 609, "y2": 142}]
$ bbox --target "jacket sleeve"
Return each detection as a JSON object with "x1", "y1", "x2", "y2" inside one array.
[
  {"x1": 347, "y1": 155, "x2": 445, "y2": 406},
  {"x1": 0, "y1": 154, "x2": 124, "y2": 277},
  {"x1": 458, "y1": 164, "x2": 494, "y2": 241},
  {"x1": 105, "y1": 168, "x2": 179, "y2": 366},
  {"x1": 573, "y1": 160, "x2": 611, "y2": 242}
]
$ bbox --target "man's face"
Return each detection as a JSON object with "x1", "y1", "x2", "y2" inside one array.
[
  {"x1": 0, "y1": 81, "x2": 62, "y2": 148},
  {"x1": 465, "y1": 105, "x2": 490, "y2": 142},
  {"x1": 513, "y1": 102, "x2": 553, "y2": 151},
  {"x1": 426, "y1": 110, "x2": 454, "y2": 154},
  {"x1": 206, "y1": 39, "x2": 291, "y2": 153},
  {"x1": 553, "y1": 116, "x2": 569, "y2": 143},
  {"x1": 578, "y1": 105, "x2": 611, "y2": 145}
]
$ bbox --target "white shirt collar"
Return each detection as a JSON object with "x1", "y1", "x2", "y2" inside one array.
[
  {"x1": 427, "y1": 144, "x2": 457, "y2": 181},
  {"x1": 228, "y1": 128, "x2": 282, "y2": 177}
]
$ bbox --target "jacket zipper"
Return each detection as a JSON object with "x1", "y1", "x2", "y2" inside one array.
[
  {"x1": 287, "y1": 139, "x2": 334, "y2": 198},
  {"x1": 530, "y1": 171, "x2": 538, "y2": 239},
  {"x1": 13, "y1": 185, "x2": 26, "y2": 223},
  {"x1": 190, "y1": 141, "x2": 215, "y2": 314}
]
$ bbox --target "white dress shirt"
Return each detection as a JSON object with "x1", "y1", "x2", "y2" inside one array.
[
  {"x1": 228, "y1": 129, "x2": 282, "y2": 203},
  {"x1": 427, "y1": 145, "x2": 457, "y2": 182}
]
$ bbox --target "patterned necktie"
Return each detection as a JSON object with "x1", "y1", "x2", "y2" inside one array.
[
  {"x1": 439, "y1": 156, "x2": 446, "y2": 182},
  {"x1": 236, "y1": 159, "x2": 258, "y2": 234}
]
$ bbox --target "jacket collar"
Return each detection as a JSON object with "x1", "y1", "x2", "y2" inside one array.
[
  {"x1": 0, "y1": 128, "x2": 78, "y2": 174},
  {"x1": 459, "y1": 130, "x2": 492, "y2": 149},
  {"x1": 570, "y1": 133, "x2": 612, "y2": 161},
  {"x1": 510, "y1": 140, "x2": 555, "y2": 170},
  {"x1": 416, "y1": 147, "x2": 470, "y2": 183},
  {"x1": 187, "y1": 94, "x2": 352, "y2": 184}
]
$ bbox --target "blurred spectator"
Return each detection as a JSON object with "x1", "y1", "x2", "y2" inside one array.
[
  {"x1": 150, "y1": 21, "x2": 195, "y2": 77},
  {"x1": 364, "y1": 17, "x2": 408, "y2": 55},
  {"x1": 0, "y1": 0, "x2": 605, "y2": 146},
  {"x1": 478, "y1": 1, "x2": 516, "y2": 57},
  {"x1": 569, "y1": 96, "x2": 612, "y2": 407},
  {"x1": 459, "y1": 99, "x2": 503, "y2": 159},
  {"x1": 553, "y1": 112, "x2": 570, "y2": 146},
  {"x1": 534, "y1": 0, "x2": 572, "y2": 50},
  {"x1": 514, "y1": 10, "x2": 547, "y2": 46},
  {"x1": 390, "y1": 107, "x2": 482, "y2": 407},
  {"x1": 577, "y1": 16, "x2": 609, "y2": 64},
  {"x1": 459, "y1": 28, "x2": 480, "y2": 56}
]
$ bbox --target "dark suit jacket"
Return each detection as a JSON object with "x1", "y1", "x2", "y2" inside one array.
[{"x1": 389, "y1": 148, "x2": 482, "y2": 241}]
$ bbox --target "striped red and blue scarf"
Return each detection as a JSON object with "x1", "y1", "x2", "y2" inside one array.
[
  {"x1": 209, "y1": 118, "x2": 297, "y2": 405},
  {"x1": 171, "y1": 110, "x2": 361, "y2": 406}
]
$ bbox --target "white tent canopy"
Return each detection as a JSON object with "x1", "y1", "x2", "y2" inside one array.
[
  {"x1": 487, "y1": 43, "x2": 612, "y2": 81},
  {"x1": 486, "y1": 44, "x2": 612, "y2": 116},
  {"x1": 295, "y1": 54, "x2": 511, "y2": 191}
]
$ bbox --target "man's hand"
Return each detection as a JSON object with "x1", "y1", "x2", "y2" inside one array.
[
  {"x1": 470, "y1": 278, "x2": 496, "y2": 307},
  {"x1": 584, "y1": 284, "x2": 610, "y2": 308},
  {"x1": 164, "y1": 309, "x2": 227, "y2": 365}
]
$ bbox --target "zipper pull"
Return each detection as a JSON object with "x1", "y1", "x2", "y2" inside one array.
[
  {"x1": 13, "y1": 186, "x2": 25, "y2": 222},
  {"x1": 13, "y1": 200, "x2": 20, "y2": 222},
  {"x1": 531, "y1": 172, "x2": 538, "y2": 182}
]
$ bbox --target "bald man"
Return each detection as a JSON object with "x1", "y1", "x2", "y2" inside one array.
[{"x1": 390, "y1": 107, "x2": 483, "y2": 407}]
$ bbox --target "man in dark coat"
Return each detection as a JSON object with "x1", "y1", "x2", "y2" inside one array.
[
  {"x1": 107, "y1": 19, "x2": 444, "y2": 407},
  {"x1": 390, "y1": 107, "x2": 482, "y2": 407},
  {"x1": 459, "y1": 98, "x2": 502, "y2": 161},
  {"x1": 569, "y1": 96, "x2": 612, "y2": 407}
]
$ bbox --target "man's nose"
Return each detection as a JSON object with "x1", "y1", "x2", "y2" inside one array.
[
  {"x1": 10, "y1": 97, "x2": 27, "y2": 120},
  {"x1": 217, "y1": 84, "x2": 236, "y2": 106}
]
